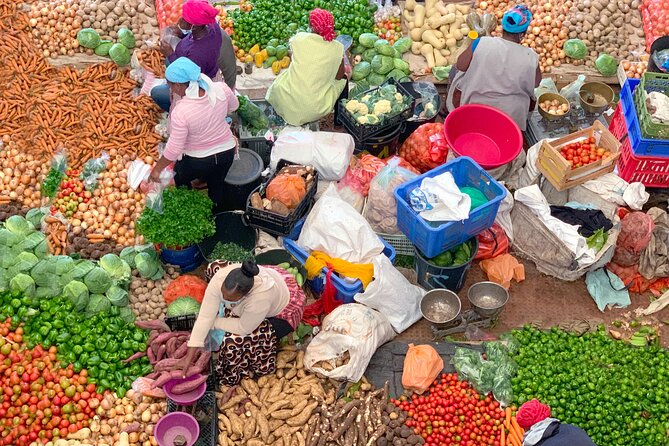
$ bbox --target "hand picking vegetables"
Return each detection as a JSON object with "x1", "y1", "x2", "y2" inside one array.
[
  {"x1": 511, "y1": 326, "x2": 669, "y2": 446},
  {"x1": 558, "y1": 136, "x2": 613, "y2": 169}
]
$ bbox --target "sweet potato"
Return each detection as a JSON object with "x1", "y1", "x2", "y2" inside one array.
[
  {"x1": 270, "y1": 409, "x2": 293, "y2": 420},
  {"x1": 170, "y1": 374, "x2": 208, "y2": 395}
]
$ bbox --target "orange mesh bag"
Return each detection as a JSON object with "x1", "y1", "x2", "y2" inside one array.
[
  {"x1": 402, "y1": 344, "x2": 444, "y2": 394},
  {"x1": 266, "y1": 174, "x2": 307, "y2": 209},
  {"x1": 164, "y1": 275, "x2": 208, "y2": 304}
]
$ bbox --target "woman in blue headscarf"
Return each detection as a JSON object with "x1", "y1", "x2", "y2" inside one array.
[{"x1": 446, "y1": 4, "x2": 541, "y2": 131}]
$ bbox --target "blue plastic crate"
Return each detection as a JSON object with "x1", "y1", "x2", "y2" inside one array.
[
  {"x1": 283, "y1": 220, "x2": 396, "y2": 304},
  {"x1": 620, "y1": 79, "x2": 669, "y2": 157},
  {"x1": 394, "y1": 157, "x2": 507, "y2": 258}
]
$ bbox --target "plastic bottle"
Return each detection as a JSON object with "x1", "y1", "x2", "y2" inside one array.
[{"x1": 450, "y1": 30, "x2": 480, "y2": 63}]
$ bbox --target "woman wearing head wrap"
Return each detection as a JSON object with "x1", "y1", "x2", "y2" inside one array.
[
  {"x1": 516, "y1": 399, "x2": 597, "y2": 446},
  {"x1": 150, "y1": 0, "x2": 234, "y2": 112},
  {"x1": 446, "y1": 4, "x2": 541, "y2": 132},
  {"x1": 265, "y1": 8, "x2": 349, "y2": 126},
  {"x1": 149, "y1": 57, "x2": 239, "y2": 213},
  {"x1": 181, "y1": 259, "x2": 305, "y2": 385}
]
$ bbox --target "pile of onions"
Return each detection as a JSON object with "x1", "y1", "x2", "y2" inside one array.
[
  {"x1": 27, "y1": 0, "x2": 83, "y2": 58},
  {"x1": 71, "y1": 149, "x2": 149, "y2": 247},
  {"x1": 622, "y1": 57, "x2": 648, "y2": 79},
  {"x1": 0, "y1": 137, "x2": 44, "y2": 209}
]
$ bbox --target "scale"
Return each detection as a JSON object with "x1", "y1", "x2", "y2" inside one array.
[
  {"x1": 524, "y1": 105, "x2": 609, "y2": 146},
  {"x1": 431, "y1": 308, "x2": 502, "y2": 339}
]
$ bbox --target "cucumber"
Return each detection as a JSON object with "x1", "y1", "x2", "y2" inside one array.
[
  {"x1": 295, "y1": 273, "x2": 304, "y2": 287},
  {"x1": 288, "y1": 267, "x2": 298, "y2": 276},
  {"x1": 277, "y1": 262, "x2": 291, "y2": 270}
]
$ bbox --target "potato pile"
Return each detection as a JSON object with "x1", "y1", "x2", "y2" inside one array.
[
  {"x1": 27, "y1": 0, "x2": 83, "y2": 58},
  {"x1": 128, "y1": 267, "x2": 178, "y2": 321},
  {"x1": 563, "y1": 0, "x2": 644, "y2": 68},
  {"x1": 403, "y1": 0, "x2": 472, "y2": 68},
  {"x1": 216, "y1": 346, "x2": 337, "y2": 446},
  {"x1": 77, "y1": 0, "x2": 159, "y2": 51},
  {"x1": 540, "y1": 98, "x2": 570, "y2": 116}
]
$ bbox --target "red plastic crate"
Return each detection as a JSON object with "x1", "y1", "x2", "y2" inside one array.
[{"x1": 611, "y1": 103, "x2": 669, "y2": 187}]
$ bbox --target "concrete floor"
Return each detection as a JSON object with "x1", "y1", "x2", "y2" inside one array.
[{"x1": 397, "y1": 257, "x2": 669, "y2": 347}]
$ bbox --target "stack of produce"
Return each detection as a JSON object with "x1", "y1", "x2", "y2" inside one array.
[
  {"x1": 402, "y1": 0, "x2": 472, "y2": 69},
  {"x1": 562, "y1": 0, "x2": 644, "y2": 72},
  {"x1": 215, "y1": 3, "x2": 235, "y2": 36},
  {"x1": 76, "y1": 0, "x2": 159, "y2": 51},
  {"x1": 249, "y1": 164, "x2": 316, "y2": 216},
  {"x1": 621, "y1": 56, "x2": 649, "y2": 79},
  {"x1": 0, "y1": 317, "x2": 103, "y2": 446},
  {"x1": 0, "y1": 144, "x2": 44, "y2": 210},
  {"x1": 128, "y1": 267, "x2": 178, "y2": 322},
  {"x1": 136, "y1": 47, "x2": 165, "y2": 77},
  {"x1": 511, "y1": 326, "x2": 669, "y2": 446},
  {"x1": 343, "y1": 83, "x2": 412, "y2": 125},
  {"x1": 640, "y1": 0, "x2": 668, "y2": 52},
  {"x1": 27, "y1": 0, "x2": 83, "y2": 58},
  {"x1": 76, "y1": 27, "x2": 136, "y2": 66},
  {"x1": 247, "y1": 40, "x2": 292, "y2": 74},
  {"x1": 230, "y1": 0, "x2": 375, "y2": 53},
  {"x1": 351, "y1": 34, "x2": 411, "y2": 87},
  {"x1": 373, "y1": 2, "x2": 402, "y2": 44}
]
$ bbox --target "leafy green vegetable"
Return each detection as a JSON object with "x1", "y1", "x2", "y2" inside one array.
[
  {"x1": 14, "y1": 252, "x2": 39, "y2": 273},
  {"x1": 237, "y1": 96, "x2": 271, "y2": 134},
  {"x1": 351, "y1": 61, "x2": 371, "y2": 81},
  {"x1": 373, "y1": 39, "x2": 393, "y2": 56},
  {"x1": 25, "y1": 208, "x2": 47, "y2": 228},
  {"x1": 117, "y1": 28, "x2": 136, "y2": 49},
  {"x1": 99, "y1": 253, "x2": 131, "y2": 285},
  {"x1": 393, "y1": 37, "x2": 411, "y2": 54},
  {"x1": 6, "y1": 215, "x2": 34, "y2": 236},
  {"x1": 209, "y1": 242, "x2": 254, "y2": 263},
  {"x1": 94, "y1": 40, "x2": 113, "y2": 56},
  {"x1": 359, "y1": 32, "x2": 378, "y2": 48},
  {"x1": 10, "y1": 273, "x2": 35, "y2": 297},
  {"x1": 429, "y1": 240, "x2": 474, "y2": 267},
  {"x1": 41, "y1": 168, "x2": 65, "y2": 199},
  {"x1": 76, "y1": 28, "x2": 101, "y2": 49},
  {"x1": 71, "y1": 259, "x2": 95, "y2": 280},
  {"x1": 86, "y1": 293, "x2": 111, "y2": 316},
  {"x1": 109, "y1": 43, "x2": 131, "y2": 66},
  {"x1": 84, "y1": 267, "x2": 112, "y2": 294},
  {"x1": 371, "y1": 54, "x2": 394, "y2": 75},
  {"x1": 136, "y1": 186, "x2": 215, "y2": 248},
  {"x1": 63, "y1": 280, "x2": 90, "y2": 311},
  {"x1": 135, "y1": 251, "x2": 164, "y2": 280},
  {"x1": 563, "y1": 39, "x2": 587, "y2": 60},
  {"x1": 106, "y1": 285, "x2": 129, "y2": 307},
  {"x1": 166, "y1": 297, "x2": 201, "y2": 317},
  {"x1": 595, "y1": 53, "x2": 617, "y2": 76}
]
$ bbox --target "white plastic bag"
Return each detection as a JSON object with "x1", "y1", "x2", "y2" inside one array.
[
  {"x1": 364, "y1": 158, "x2": 417, "y2": 234},
  {"x1": 298, "y1": 184, "x2": 384, "y2": 263},
  {"x1": 304, "y1": 303, "x2": 395, "y2": 382},
  {"x1": 354, "y1": 255, "x2": 425, "y2": 333},
  {"x1": 580, "y1": 173, "x2": 649, "y2": 211},
  {"x1": 270, "y1": 131, "x2": 355, "y2": 181},
  {"x1": 410, "y1": 171, "x2": 471, "y2": 222},
  {"x1": 127, "y1": 160, "x2": 152, "y2": 190},
  {"x1": 559, "y1": 74, "x2": 586, "y2": 103}
]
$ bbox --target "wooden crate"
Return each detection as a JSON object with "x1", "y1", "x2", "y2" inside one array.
[{"x1": 536, "y1": 120, "x2": 622, "y2": 191}]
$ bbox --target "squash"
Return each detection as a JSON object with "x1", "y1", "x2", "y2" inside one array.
[
  {"x1": 249, "y1": 44, "x2": 260, "y2": 56},
  {"x1": 271, "y1": 60, "x2": 281, "y2": 75},
  {"x1": 279, "y1": 56, "x2": 290, "y2": 69},
  {"x1": 263, "y1": 56, "x2": 277, "y2": 69},
  {"x1": 254, "y1": 51, "x2": 266, "y2": 68}
]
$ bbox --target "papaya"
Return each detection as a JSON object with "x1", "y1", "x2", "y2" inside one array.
[
  {"x1": 265, "y1": 45, "x2": 277, "y2": 56},
  {"x1": 244, "y1": 55, "x2": 253, "y2": 64},
  {"x1": 279, "y1": 56, "x2": 290, "y2": 69},
  {"x1": 254, "y1": 52, "x2": 264, "y2": 68},
  {"x1": 275, "y1": 45, "x2": 288, "y2": 59},
  {"x1": 271, "y1": 60, "x2": 281, "y2": 75},
  {"x1": 263, "y1": 56, "x2": 277, "y2": 69},
  {"x1": 249, "y1": 44, "x2": 260, "y2": 56}
]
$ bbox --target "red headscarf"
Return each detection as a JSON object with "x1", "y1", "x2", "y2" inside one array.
[
  {"x1": 182, "y1": 0, "x2": 218, "y2": 26},
  {"x1": 516, "y1": 400, "x2": 552, "y2": 430},
  {"x1": 309, "y1": 8, "x2": 336, "y2": 42}
]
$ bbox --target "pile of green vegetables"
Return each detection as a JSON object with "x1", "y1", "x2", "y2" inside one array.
[
  {"x1": 209, "y1": 242, "x2": 254, "y2": 263},
  {"x1": 76, "y1": 27, "x2": 135, "y2": 66},
  {"x1": 120, "y1": 244, "x2": 165, "y2": 280},
  {"x1": 230, "y1": 0, "x2": 375, "y2": 51},
  {"x1": 343, "y1": 83, "x2": 411, "y2": 125},
  {"x1": 350, "y1": 34, "x2": 411, "y2": 89},
  {"x1": 510, "y1": 326, "x2": 669, "y2": 446},
  {"x1": 1, "y1": 291, "x2": 150, "y2": 396},
  {"x1": 427, "y1": 240, "x2": 474, "y2": 267},
  {"x1": 136, "y1": 186, "x2": 215, "y2": 249}
]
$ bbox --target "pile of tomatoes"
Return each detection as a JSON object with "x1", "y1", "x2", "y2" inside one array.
[
  {"x1": 558, "y1": 137, "x2": 613, "y2": 170},
  {"x1": 0, "y1": 319, "x2": 103, "y2": 446},
  {"x1": 392, "y1": 373, "x2": 506, "y2": 446},
  {"x1": 50, "y1": 169, "x2": 91, "y2": 218}
]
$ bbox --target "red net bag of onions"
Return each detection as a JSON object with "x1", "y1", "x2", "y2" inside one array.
[
  {"x1": 398, "y1": 123, "x2": 449, "y2": 173},
  {"x1": 641, "y1": 0, "x2": 669, "y2": 51}
]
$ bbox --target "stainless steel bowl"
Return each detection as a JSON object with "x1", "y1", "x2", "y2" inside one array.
[
  {"x1": 467, "y1": 282, "x2": 509, "y2": 318},
  {"x1": 579, "y1": 82, "x2": 614, "y2": 114},
  {"x1": 420, "y1": 289, "x2": 462, "y2": 328}
]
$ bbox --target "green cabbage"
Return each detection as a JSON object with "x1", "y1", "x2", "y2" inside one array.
[
  {"x1": 135, "y1": 251, "x2": 163, "y2": 280},
  {"x1": 595, "y1": 53, "x2": 617, "y2": 76},
  {"x1": 119, "y1": 307, "x2": 136, "y2": 324},
  {"x1": 351, "y1": 61, "x2": 372, "y2": 81},
  {"x1": 6, "y1": 215, "x2": 34, "y2": 235},
  {"x1": 393, "y1": 58, "x2": 410, "y2": 74},
  {"x1": 30, "y1": 260, "x2": 58, "y2": 287},
  {"x1": 52, "y1": 256, "x2": 75, "y2": 276},
  {"x1": 106, "y1": 285, "x2": 129, "y2": 307},
  {"x1": 371, "y1": 55, "x2": 394, "y2": 75},
  {"x1": 63, "y1": 280, "x2": 89, "y2": 311},
  {"x1": 99, "y1": 253, "x2": 131, "y2": 284},
  {"x1": 385, "y1": 69, "x2": 406, "y2": 82},
  {"x1": 72, "y1": 259, "x2": 95, "y2": 279},
  {"x1": 350, "y1": 44, "x2": 365, "y2": 56},
  {"x1": 358, "y1": 33, "x2": 378, "y2": 48},
  {"x1": 33, "y1": 238, "x2": 48, "y2": 259},
  {"x1": 166, "y1": 296, "x2": 201, "y2": 317},
  {"x1": 25, "y1": 208, "x2": 47, "y2": 228},
  {"x1": 14, "y1": 252, "x2": 39, "y2": 273},
  {"x1": 10, "y1": 273, "x2": 35, "y2": 297},
  {"x1": 117, "y1": 28, "x2": 136, "y2": 49},
  {"x1": 86, "y1": 294, "x2": 111, "y2": 316},
  {"x1": 362, "y1": 48, "x2": 377, "y2": 63},
  {"x1": 77, "y1": 28, "x2": 101, "y2": 49},
  {"x1": 94, "y1": 41, "x2": 113, "y2": 56},
  {"x1": 0, "y1": 247, "x2": 11, "y2": 268},
  {"x1": 35, "y1": 286, "x2": 60, "y2": 300},
  {"x1": 563, "y1": 39, "x2": 587, "y2": 60},
  {"x1": 0, "y1": 268, "x2": 7, "y2": 291},
  {"x1": 84, "y1": 267, "x2": 112, "y2": 294},
  {"x1": 109, "y1": 43, "x2": 131, "y2": 66},
  {"x1": 18, "y1": 232, "x2": 46, "y2": 252},
  {"x1": 374, "y1": 39, "x2": 394, "y2": 56},
  {"x1": 367, "y1": 72, "x2": 386, "y2": 86},
  {"x1": 120, "y1": 246, "x2": 137, "y2": 268},
  {"x1": 393, "y1": 37, "x2": 412, "y2": 54},
  {"x1": 0, "y1": 228, "x2": 21, "y2": 247},
  {"x1": 350, "y1": 81, "x2": 370, "y2": 97}
]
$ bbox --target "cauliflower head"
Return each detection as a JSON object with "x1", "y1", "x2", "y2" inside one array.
[
  {"x1": 373, "y1": 99, "x2": 392, "y2": 116},
  {"x1": 346, "y1": 100, "x2": 370, "y2": 115},
  {"x1": 394, "y1": 93, "x2": 404, "y2": 102}
]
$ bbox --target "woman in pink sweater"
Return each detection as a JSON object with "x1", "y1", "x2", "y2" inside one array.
[{"x1": 149, "y1": 57, "x2": 238, "y2": 212}]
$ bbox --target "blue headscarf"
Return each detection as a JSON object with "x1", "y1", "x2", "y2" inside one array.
[
  {"x1": 502, "y1": 5, "x2": 532, "y2": 34},
  {"x1": 165, "y1": 57, "x2": 208, "y2": 91}
]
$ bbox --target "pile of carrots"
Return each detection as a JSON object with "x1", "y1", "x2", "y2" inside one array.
[
  {"x1": 501, "y1": 407, "x2": 526, "y2": 446},
  {"x1": 45, "y1": 215, "x2": 68, "y2": 256},
  {"x1": 136, "y1": 47, "x2": 166, "y2": 78},
  {"x1": 0, "y1": 0, "x2": 163, "y2": 168}
]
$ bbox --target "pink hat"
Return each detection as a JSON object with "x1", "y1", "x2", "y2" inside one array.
[{"x1": 182, "y1": 0, "x2": 218, "y2": 26}]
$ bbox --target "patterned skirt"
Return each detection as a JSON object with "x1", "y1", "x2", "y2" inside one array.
[{"x1": 207, "y1": 261, "x2": 306, "y2": 386}]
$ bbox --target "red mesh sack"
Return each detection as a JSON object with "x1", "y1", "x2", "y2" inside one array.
[
  {"x1": 398, "y1": 123, "x2": 449, "y2": 173},
  {"x1": 266, "y1": 174, "x2": 307, "y2": 209},
  {"x1": 611, "y1": 212, "x2": 655, "y2": 267},
  {"x1": 164, "y1": 275, "x2": 208, "y2": 304},
  {"x1": 475, "y1": 224, "x2": 509, "y2": 260},
  {"x1": 340, "y1": 154, "x2": 386, "y2": 196}
]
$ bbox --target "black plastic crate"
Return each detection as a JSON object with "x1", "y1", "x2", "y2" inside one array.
[
  {"x1": 245, "y1": 159, "x2": 319, "y2": 237},
  {"x1": 165, "y1": 314, "x2": 197, "y2": 332},
  {"x1": 167, "y1": 391, "x2": 217, "y2": 446},
  {"x1": 338, "y1": 79, "x2": 417, "y2": 142}
]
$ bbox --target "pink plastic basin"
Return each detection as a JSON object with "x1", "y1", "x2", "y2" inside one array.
[
  {"x1": 163, "y1": 374, "x2": 207, "y2": 406},
  {"x1": 444, "y1": 104, "x2": 522, "y2": 169},
  {"x1": 154, "y1": 412, "x2": 199, "y2": 446}
]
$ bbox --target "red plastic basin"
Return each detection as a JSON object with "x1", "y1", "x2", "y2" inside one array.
[
  {"x1": 445, "y1": 104, "x2": 522, "y2": 169},
  {"x1": 154, "y1": 412, "x2": 199, "y2": 446}
]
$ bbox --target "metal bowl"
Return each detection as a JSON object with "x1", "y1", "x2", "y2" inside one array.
[
  {"x1": 579, "y1": 82, "x2": 614, "y2": 114},
  {"x1": 467, "y1": 282, "x2": 509, "y2": 318},
  {"x1": 420, "y1": 289, "x2": 462, "y2": 328},
  {"x1": 537, "y1": 93, "x2": 570, "y2": 121}
]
